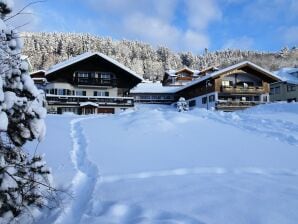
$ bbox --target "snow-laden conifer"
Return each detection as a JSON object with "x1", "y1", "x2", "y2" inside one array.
[{"x1": 0, "y1": 1, "x2": 53, "y2": 222}]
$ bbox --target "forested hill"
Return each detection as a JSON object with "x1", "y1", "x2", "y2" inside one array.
[{"x1": 22, "y1": 32, "x2": 298, "y2": 80}]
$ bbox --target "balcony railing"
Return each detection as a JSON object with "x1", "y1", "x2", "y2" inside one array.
[
  {"x1": 221, "y1": 86, "x2": 264, "y2": 93},
  {"x1": 46, "y1": 94, "x2": 134, "y2": 107},
  {"x1": 73, "y1": 77, "x2": 117, "y2": 87},
  {"x1": 216, "y1": 100, "x2": 265, "y2": 111}
]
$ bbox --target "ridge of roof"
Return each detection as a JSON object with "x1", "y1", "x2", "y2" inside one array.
[
  {"x1": 46, "y1": 52, "x2": 144, "y2": 81},
  {"x1": 175, "y1": 61, "x2": 281, "y2": 93}
]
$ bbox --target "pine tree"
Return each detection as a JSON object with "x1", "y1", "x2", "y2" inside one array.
[{"x1": 0, "y1": 1, "x2": 54, "y2": 222}]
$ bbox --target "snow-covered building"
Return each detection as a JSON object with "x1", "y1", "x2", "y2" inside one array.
[
  {"x1": 30, "y1": 70, "x2": 47, "y2": 90},
  {"x1": 44, "y1": 52, "x2": 143, "y2": 114},
  {"x1": 162, "y1": 67, "x2": 200, "y2": 86},
  {"x1": 130, "y1": 82, "x2": 179, "y2": 104},
  {"x1": 270, "y1": 68, "x2": 298, "y2": 102},
  {"x1": 175, "y1": 61, "x2": 281, "y2": 111}
]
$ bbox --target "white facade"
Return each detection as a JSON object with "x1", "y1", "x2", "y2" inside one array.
[
  {"x1": 187, "y1": 92, "x2": 218, "y2": 110},
  {"x1": 45, "y1": 82, "x2": 118, "y2": 97}
]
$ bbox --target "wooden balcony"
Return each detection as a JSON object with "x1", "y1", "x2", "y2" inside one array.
[
  {"x1": 216, "y1": 100, "x2": 265, "y2": 111},
  {"x1": 73, "y1": 77, "x2": 117, "y2": 87},
  {"x1": 221, "y1": 86, "x2": 265, "y2": 94},
  {"x1": 46, "y1": 94, "x2": 134, "y2": 107}
]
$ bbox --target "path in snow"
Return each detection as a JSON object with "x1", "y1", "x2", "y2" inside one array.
[{"x1": 54, "y1": 117, "x2": 99, "y2": 224}]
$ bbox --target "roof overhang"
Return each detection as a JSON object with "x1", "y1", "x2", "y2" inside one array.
[{"x1": 45, "y1": 52, "x2": 144, "y2": 82}]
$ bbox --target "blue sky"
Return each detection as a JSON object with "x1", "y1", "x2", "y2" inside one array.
[{"x1": 13, "y1": 0, "x2": 298, "y2": 53}]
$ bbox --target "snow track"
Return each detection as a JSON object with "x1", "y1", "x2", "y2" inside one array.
[{"x1": 54, "y1": 117, "x2": 99, "y2": 224}]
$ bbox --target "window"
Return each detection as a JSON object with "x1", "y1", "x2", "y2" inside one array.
[
  {"x1": 275, "y1": 86, "x2": 281, "y2": 94},
  {"x1": 202, "y1": 97, "x2": 207, "y2": 104},
  {"x1": 152, "y1": 95, "x2": 161, "y2": 100},
  {"x1": 140, "y1": 95, "x2": 151, "y2": 99},
  {"x1": 75, "y1": 90, "x2": 86, "y2": 96},
  {"x1": 100, "y1": 73, "x2": 111, "y2": 79},
  {"x1": 222, "y1": 80, "x2": 230, "y2": 87},
  {"x1": 189, "y1": 100, "x2": 196, "y2": 107},
  {"x1": 287, "y1": 85, "x2": 296, "y2": 92},
  {"x1": 94, "y1": 91, "x2": 109, "y2": 97},
  {"x1": 209, "y1": 95, "x2": 215, "y2": 102},
  {"x1": 91, "y1": 73, "x2": 98, "y2": 78},
  {"x1": 164, "y1": 95, "x2": 173, "y2": 100},
  {"x1": 78, "y1": 72, "x2": 89, "y2": 78},
  {"x1": 57, "y1": 89, "x2": 66, "y2": 95},
  {"x1": 263, "y1": 95, "x2": 268, "y2": 102},
  {"x1": 270, "y1": 88, "x2": 274, "y2": 95}
]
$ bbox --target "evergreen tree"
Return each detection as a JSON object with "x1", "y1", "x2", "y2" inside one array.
[{"x1": 0, "y1": 1, "x2": 53, "y2": 222}]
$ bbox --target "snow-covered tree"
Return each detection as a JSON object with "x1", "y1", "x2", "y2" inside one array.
[
  {"x1": 176, "y1": 97, "x2": 189, "y2": 112},
  {"x1": 20, "y1": 32, "x2": 298, "y2": 81},
  {"x1": 0, "y1": 0, "x2": 53, "y2": 221}
]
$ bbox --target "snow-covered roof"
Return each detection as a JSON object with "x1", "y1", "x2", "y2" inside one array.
[
  {"x1": 165, "y1": 70, "x2": 177, "y2": 77},
  {"x1": 46, "y1": 52, "x2": 144, "y2": 81},
  {"x1": 130, "y1": 82, "x2": 181, "y2": 94},
  {"x1": 274, "y1": 68, "x2": 298, "y2": 85},
  {"x1": 176, "y1": 61, "x2": 281, "y2": 92},
  {"x1": 79, "y1": 102, "x2": 99, "y2": 107},
  {"x1": 175, "y1": 67, "x2": 194, "y2": 74},
  {"x1": 31, "y1": 70, "x2": 46, "y2": 75},
  {"x1": 165, "y1": 68, "x2": 201, "y2": 78}
]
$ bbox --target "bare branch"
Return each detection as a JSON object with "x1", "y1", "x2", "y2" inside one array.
[{"x1": 4, "y1": 1, "x2": 46, "y2": 22}]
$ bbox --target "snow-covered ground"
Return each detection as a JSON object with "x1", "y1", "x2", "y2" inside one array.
[{"x1": 25, "y1": 103, "x2": 298, "y2": 224}]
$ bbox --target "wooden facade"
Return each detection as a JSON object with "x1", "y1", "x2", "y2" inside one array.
[
  {"x1": 162, "y1": 67, "x2": 199, "y2": 86},
  {"x1": 175, "y1": 61, "x2": 281, "y2": 111}
]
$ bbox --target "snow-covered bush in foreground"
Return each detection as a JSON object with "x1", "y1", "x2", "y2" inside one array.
[
  {"x1": 177, "y1": 97, "x2": 189, "y2": 112},
  {"x1": 0, "y1": 1, "x2": 54, "y2": 222}
]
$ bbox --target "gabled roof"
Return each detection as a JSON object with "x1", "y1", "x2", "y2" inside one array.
[
  {"x1": 176, "y1": 61, "x2": 281, "y2": 92},
  {"x1": 46, "y1": 52, "x2": 143, "y2": 81},
  {"x1": 175, "y1": 67, "x2": 194, "y2": 74},
  {"x1": 199, "y1": 66, "x2": 219, "y2": 74}
]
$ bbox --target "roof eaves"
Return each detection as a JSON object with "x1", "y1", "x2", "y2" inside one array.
[{"x1": 45, "y1": 52, "x2": 144, "y2": 81}]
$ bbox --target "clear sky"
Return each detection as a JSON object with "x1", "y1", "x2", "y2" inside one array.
[{"x1": 12, "y1": 0, "x2": 298, "y2": 53}]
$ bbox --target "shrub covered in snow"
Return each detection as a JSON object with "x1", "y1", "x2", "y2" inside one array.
[
  {"x1": 0, "y1": 0, "x2": 53, "y2": 222},
  {"x1": 177, "y1": 97, "x2": 189, "y2": 112}
]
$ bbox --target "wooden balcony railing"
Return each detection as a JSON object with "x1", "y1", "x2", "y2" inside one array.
[
  {"x1": 216, "y1": 100, "x2": 265, "y2": 111},
  {"x1": 221, "y1": 86, "x2": 265, "y2": 93},
  {"x1": 73, "y1": 77, "x2": 117, "y2": 87}
]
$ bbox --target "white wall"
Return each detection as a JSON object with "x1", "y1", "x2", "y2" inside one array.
[
  {"x1": 187, "y1": 92, "x2": 218, "y2": 110},
  {"x1": 45, "y1": 82, "x2": 118, "y2": 97}
]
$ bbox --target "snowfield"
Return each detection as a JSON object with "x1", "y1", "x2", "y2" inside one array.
[{"x1": 25, "y1": 103, "x2": 298, "y2": 224}]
